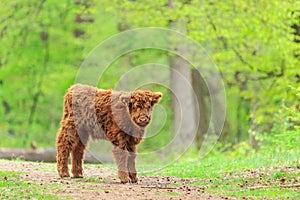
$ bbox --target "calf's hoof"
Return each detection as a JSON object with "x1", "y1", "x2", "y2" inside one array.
[
  {"x1": 72, "y1": 174, "x2": 83, "y2": 178},
  {"x1": 129, "y1": 173, "x2": 138, "y2": 183},
  {"x1": 59, "y1": 171, "x2": 70, "y2": 178},
  {"x1": 118, "y1": 171, "x2": 131, "y2": 184}
]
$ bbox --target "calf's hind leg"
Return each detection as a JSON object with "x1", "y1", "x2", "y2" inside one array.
[
  {"x1": 56, "y1": 128, "x2": 73, "y2": 178},
  {"x1": 71, "y1": 139, "x2": 86, "y2": 178}
]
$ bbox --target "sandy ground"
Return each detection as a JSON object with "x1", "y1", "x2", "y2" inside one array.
[{"x1": 0, "y1": 160, "x2": 225, "y2": 200}]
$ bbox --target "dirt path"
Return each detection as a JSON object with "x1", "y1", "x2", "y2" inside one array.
[{"x1": 0, "y1": 160, "x2": 224, "y2": 200}]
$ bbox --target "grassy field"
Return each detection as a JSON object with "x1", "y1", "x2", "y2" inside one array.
[
  {"x1": 147, "y1": 151, "x2": 300, "y2": 199},
  {"x1": 0, "y1": 171, "x2": 57, "y2": 199},
  {"x1": 0, "y1": 149, "x2": 299, "y2": 199}
]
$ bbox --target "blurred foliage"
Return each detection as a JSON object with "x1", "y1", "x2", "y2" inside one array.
[
  {"x1": 107, "y1": 0, "x2": 300, "y2": 147},
  {"x1": 0, "y1": 0, "x2": 299, "y2": 155},
  {"x1": 0, "y1": 0, "x2": 112, "y2": 147},
  {"x1": 259, "y1": 86, "x2": 300, "y2": 152}
]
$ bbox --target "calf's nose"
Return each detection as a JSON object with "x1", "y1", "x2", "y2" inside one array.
[{"x1": 140, "y1": 116, "x2": 149, "y2": 123}]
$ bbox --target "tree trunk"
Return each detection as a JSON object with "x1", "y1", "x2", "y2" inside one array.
[
  {"x1": 191, "y1": 69, "x2": 210, "y2": 149},
  {"x1": 249, "y1": 102, "x2": 259, "y2": 150},
  {"x1": 169, "y1": 51, "x2": 197, "y2": 151},
  {"x1": 168, "y1": 0, "x2": 197, "y2": 151}
]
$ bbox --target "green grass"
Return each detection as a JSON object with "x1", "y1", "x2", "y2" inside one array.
[
  {"x1": 0, "y1": 148, "x2": 299, "y2": 199},
  {"x1": 144, "y1": 150, "x2": 300, "y2": 199},
  {"x1": 0, "y1": 171, "x2": 58, "y2": 199},
  {"x1": 74, "y1": 176, "x2": 109, "y2": 184}
]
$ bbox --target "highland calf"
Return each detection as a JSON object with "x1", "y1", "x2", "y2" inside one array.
[{"x1": 56, "y1": 84, "x2": 162, "y2": 183}]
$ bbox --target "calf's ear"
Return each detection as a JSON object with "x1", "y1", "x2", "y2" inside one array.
[
  {"x1": 119, "y1": 93, "x2": 131, "y2": 106},
  {"x1": 152, "y1": 92, "x2": 163, "y2": 104}
]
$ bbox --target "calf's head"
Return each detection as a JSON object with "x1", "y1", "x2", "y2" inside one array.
[{"x1": 128, "y1": 90, "x2": 162, "y2": 127}]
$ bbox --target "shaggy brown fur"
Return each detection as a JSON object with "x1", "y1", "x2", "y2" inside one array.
[{"x1": 56, "y1": 84, "x2": 162, "y2": 183}]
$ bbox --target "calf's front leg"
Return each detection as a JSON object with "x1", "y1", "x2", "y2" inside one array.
[
  {"x1": 127, "y1": 145, "x2": 138, "y2": 183},
  {"x1": 127, "y1": 151, "x2": 138, "y2": 183},
  {"x1": 112, "y1": 146, "x2": 130, "y2": 183}
]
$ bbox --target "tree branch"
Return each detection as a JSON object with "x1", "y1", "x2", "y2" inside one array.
[
  {"x1": 21, "y1": 0, "x2": 46, "y2": 45},
  {"x1": 205, "y1": 10, "x2": 285, "y2": 82},
  {"x1": 248, "y1": 183, "x2": 300, "y2": 190},
  {"x1": 28, "y1": 28, "x2": 49, "y2": 125}
]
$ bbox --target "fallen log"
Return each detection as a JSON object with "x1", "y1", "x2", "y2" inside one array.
[{"x1": 0, "y1": 148, "x2": 113, "y2": 164}]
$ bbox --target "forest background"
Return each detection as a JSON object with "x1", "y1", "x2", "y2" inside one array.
[{"x1": 0, "y1": 0, "x2": 299, "y2": 160}]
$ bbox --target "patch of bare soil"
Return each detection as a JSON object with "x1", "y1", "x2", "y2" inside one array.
[
  {"x1": 0, "y1": 160, "x2": 224, "y2": 200},
  {"x1": 222, "y1": 166, "x2": 300, "y2": 191}
]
